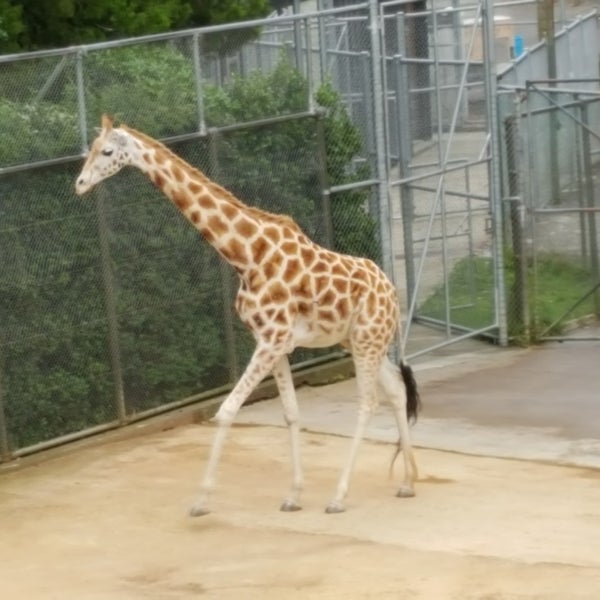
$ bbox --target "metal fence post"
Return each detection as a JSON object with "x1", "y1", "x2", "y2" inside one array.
[
  {"x1": 95, "y1": 188, "x2": 127, "y2": 424},
  {"x1": 315, "y1": 111, "x2": 335, "y2": 249},
  {"x1": 580, "y1": 102, "x2": 600, "y2": 315},
  {"x1": 394, "y1": 51, "x2": 416, "y2": 302},
  {"x1": 293, "y1": 0, "x2": 304, "y2": 71},
  {"x1": 367, "y1": 0, "x2": 393, "y2": 285},
  {"x1": 504, "y1": 114, "x2": 529, "y2": 339},
  {"x1": 208, "y1": 129, "x2": 240, "y2": 382},
  {"x1": 482, "y1": 0, "x2": 508, "y2": 345},
  {"x1": 75, "y1": 48, "x2": 89, "y2": 153},
  {"x1": 192, "y1": 32, "x2": 207, "y2": 135},
  {"x1": 0, "y1": 364, "x2": 10, "y2": 461}
]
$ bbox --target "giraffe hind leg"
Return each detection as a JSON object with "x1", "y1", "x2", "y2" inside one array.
[
  {"x1": 325, "y1": 356, "x2": 378, "y2": 513},
  {"x1": 379, "y1": 356, "x2": 418, "y2": 498}
]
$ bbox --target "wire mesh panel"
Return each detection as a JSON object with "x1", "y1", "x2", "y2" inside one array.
[
  {"x1": 0, "y1": 51, "x2": 82, "y2": 167},
  {"x1": 383, "y1": 0, "x2": 501, "y2": 356},
  {"x1": 498, "y1": 84, "x2": 600, "y2": 341},
  {"x1": 0, "y1": 164, "x2": 119, "y2": 451},
  {"x1": 0, "y1": 6, "x2": 382, "y2": 459}
]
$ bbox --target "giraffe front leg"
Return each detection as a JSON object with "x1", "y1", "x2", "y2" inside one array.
[
  {"x1": 189, "y1": 422, "x2": 229, "y2": 517},
  {"x1": 190, "y1": 346, "x2": 282, "y2": 517},
  {"x1": 272, "y1": 356, "x2": 304, "y2": 512}
]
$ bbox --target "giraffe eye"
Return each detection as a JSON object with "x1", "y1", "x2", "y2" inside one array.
[{"x1": 101, "y1": 148, "x2": 114, "y2": 157}]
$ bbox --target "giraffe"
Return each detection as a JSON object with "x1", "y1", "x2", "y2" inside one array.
[{"x1": 75, "y1": 114, "x2": 421, "y2": 515}]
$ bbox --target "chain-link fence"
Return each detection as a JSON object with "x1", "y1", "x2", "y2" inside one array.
[
  {"x1": 498, "y1": 79, "x2": 600, "y2": 342},
  {"x1": 1, "y1": 0, "x2": 596, "y2": 461},
  {"x1": 0, "y1": 4, "x2": 386, "y2": 460}
]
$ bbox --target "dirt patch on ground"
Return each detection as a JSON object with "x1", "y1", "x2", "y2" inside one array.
[{"x1": 1, "y1": 423, "x2": 600, "y2": 599}]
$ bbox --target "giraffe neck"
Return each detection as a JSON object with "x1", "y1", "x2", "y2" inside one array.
[{"x1": 122, "y1": 126, "x2": 300, "y2": 274}]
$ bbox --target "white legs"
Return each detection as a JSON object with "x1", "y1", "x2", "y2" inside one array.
[
  {"x1": 326, "y1": 360, "x2": 377, "y2": 513},
  {"x1": 326, "y1": 356, "x2": 418, "y2": 513},
  {"x1": 189, "y1": 346, "x2": 281, "y2": 517},
  {"x1": 272, "y1": 356, "x2": 304, "y2": 511},
  {"x1": 190, "y1": 350, "x2": 418, "y2": 517},
  {"x1": 325, "y1": 404, "x2": 373, "y2": 513},
  {"x1": 190, "y1": 350, "x2": 304, "y2": 516}
]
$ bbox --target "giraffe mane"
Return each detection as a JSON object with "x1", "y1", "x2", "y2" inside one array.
[{"x1": 120, "y1": 125, "x2": 303, "y2": 232}]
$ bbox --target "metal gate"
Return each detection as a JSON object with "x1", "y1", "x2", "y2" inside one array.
[
  {"x1": 377, "y1": 0, "x2": 506, "y2": 358},
  {"x1": 499, "y1": 80, "x2": 600, "y2": 341}
]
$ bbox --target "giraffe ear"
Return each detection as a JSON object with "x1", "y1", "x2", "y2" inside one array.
[{"x1": 101, "y1": 114, "x2": 114, "y2": 131}]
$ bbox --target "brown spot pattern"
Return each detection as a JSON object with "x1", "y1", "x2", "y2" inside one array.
[
  {"x1": 281, "y1": 241, "x2": 297, "y2": 254},
  {"x1": 336, "y1": 298, "x2": 349, "y2": 319},
  {"x1": 198, "y1": 194, "x2": 217, "y2": 210},
  {"x1": 226, "y1": 238, "x2": 246, "y2": 264},
  {"x1": 268, "y1": 281, "x2": 289, "y2": 303},
  {"x1": 235, "y1": 218, "x2": 258, "y2": 239},
  {"x1": 172, "y1": 164, "x2": 185, "y2": 182},
  {"x1": 264, "y1": 226, "x2": 281, "y2": 244},
  {"x1": 188, "y1": 181, "x2": 203, "y2": 195},
  {"x1": 283, "y1": 258, "x2": 301, "y2": 282},
  {"x1": 221, "y1": 203, "x2": 238, "y2": 220},
  {"x1": 172, "y1": 191, "x2": 191, "y2": 211},
  {"x1": 300, "y1": 246, "x2": 316, "y2": 267},
  {"x1": 207, "y1": 215, "x2": 229, "y2": 237},
  {"x1": 251, "y1": 237, "x2": 270, "y2": 264}
]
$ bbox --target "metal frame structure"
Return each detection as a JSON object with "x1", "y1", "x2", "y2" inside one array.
[{"x1": 4, "y1": 0, "x2": 593, "y2": 460}]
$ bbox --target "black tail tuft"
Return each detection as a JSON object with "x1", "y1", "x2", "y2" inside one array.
[{"x1": 399, "y1": 360, "x2": 421, "y2": 423}]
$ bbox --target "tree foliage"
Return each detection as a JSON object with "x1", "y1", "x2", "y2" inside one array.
[{"x1": 0, "y1": 0, "x2": 271, "y2": 53}]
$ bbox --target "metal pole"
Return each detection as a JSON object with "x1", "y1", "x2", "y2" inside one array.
[
  {"x1": 580, "y1": 102, "x2": 600, "y2": 315},
  {"x1": 394, "y1": 50, "x2": 416, "y2": 302},
  {"x1": 368, "y1": 0, "x2": 394, "y2": 284},
  {"x1": 304, "y1": 18, "x2": 315, "y2": 112},
  {"x1": 192, "y1": 32, "x2": 207, "y2": 135},
  {"x1": 504, "y1": 114, "x2": 529, "y2": 339},
  {"x1": 317, "y1": 0, "x2": 328, "y2": 83},
  {"x1": 293, "y1": 0, "x2": 304, "y2": 71},
  {"x1": 95, "y1": 187, "x2": 127, "y2": 424},
  {"x1": 575, "y1": 95, "x2": 589, "y2": 264},
  {"x1": 75, "y1": 49, "x2": 88, "y2": 154},
  {"x1": 537, "y1": 0, "x2": 560, "y2": 204},
  {"x1": 315, "y1": 112, "x2": 335, "y2": 249},
  {"x1": 483, "y1": 0, "x2": 508, "y2": 345},
  {"x1": 430, "y1": 3, "x2": 452, "y2": 338},
  {"x1": 208, "y1": 130, "x2": 240, "y2": 382},
  {"x1": 0, "y1": 362, "x2": 10, "y2": 461}
]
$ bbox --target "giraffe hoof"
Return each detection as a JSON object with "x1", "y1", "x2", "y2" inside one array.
[
  {"x1": 325, "y1": 502, "x2": 346, "y2": 514},
  {"x1": 396, "y1": 486, "x2": 415, "y2": 498},
  {"x1": 280, "y1": 500, "x2": 302, "y2": 512},
  {"x1": 189, "y1": 504, "x2": 210, "y2": 517}
]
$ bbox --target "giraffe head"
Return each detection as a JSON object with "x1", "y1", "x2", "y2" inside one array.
[{"x1": 75, "y1": 114, "x2": 135, "y2": 195}]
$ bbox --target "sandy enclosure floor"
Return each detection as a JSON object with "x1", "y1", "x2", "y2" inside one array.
[{"x1": 1, "y1": 422, "x2": 600, "y2": 599}]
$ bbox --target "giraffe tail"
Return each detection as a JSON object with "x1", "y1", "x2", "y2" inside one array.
[
  {"x1": 399, "y1": 360, "x2": 421, "y2": 423},
  {"x1": 389, "y1": 360, "x2": 421, "y2": 476}
]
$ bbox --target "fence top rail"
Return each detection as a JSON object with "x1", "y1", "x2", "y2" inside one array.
[
  {"x1": 498, "y1": 85, "x2": 600, "y2": 98},
  {"x1": 0, "y1": 1, "x2": 370, "y2": 64}
]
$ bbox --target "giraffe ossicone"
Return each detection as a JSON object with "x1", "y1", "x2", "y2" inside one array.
[{"x1": 76, "y1": 114, "x2": 421, "y2": 515}]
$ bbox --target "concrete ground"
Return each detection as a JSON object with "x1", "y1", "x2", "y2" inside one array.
[{"x1": 1, "y1": 324, "x2": 599, "y2": 599}]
